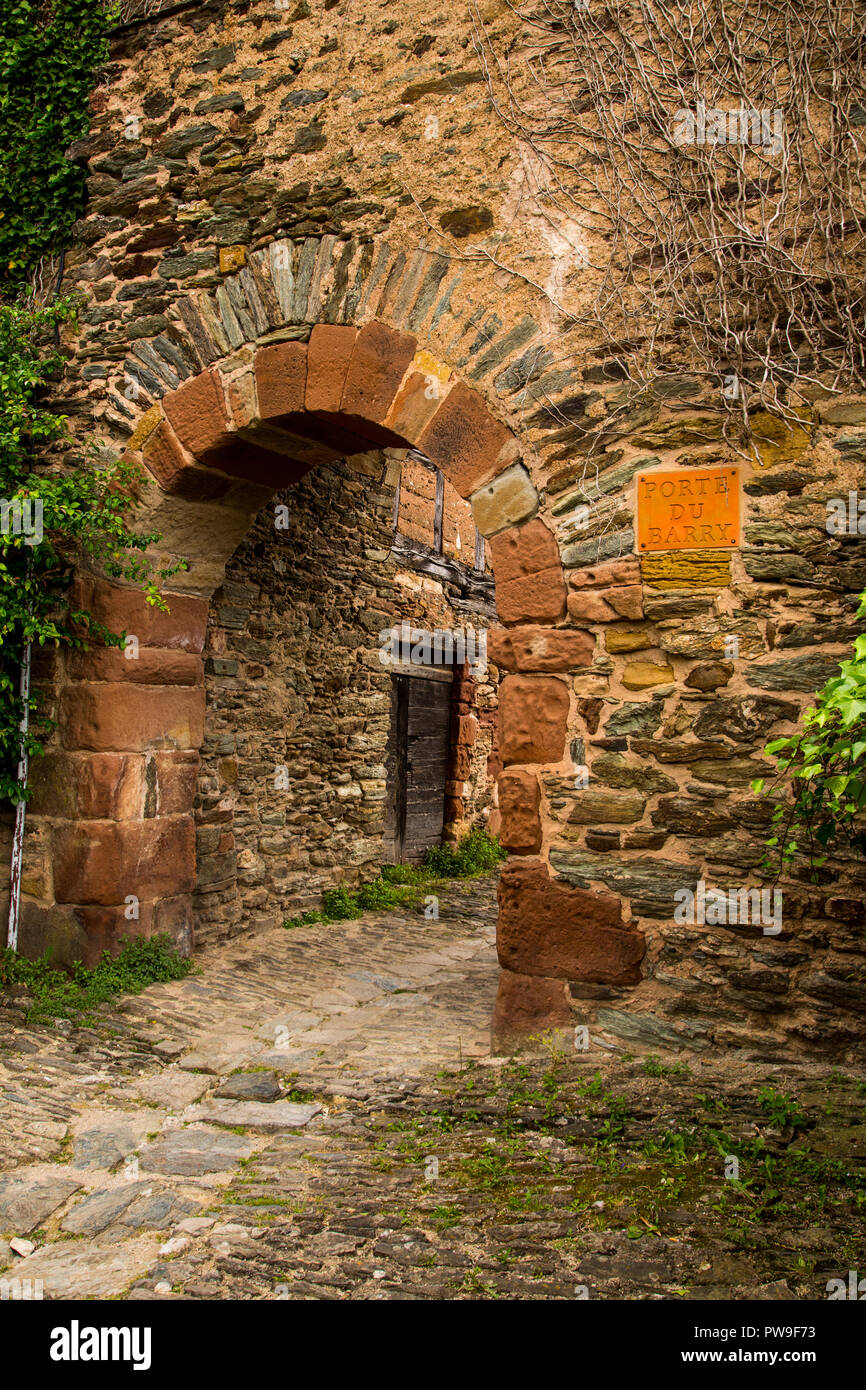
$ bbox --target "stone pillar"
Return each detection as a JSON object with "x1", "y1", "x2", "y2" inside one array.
[{"x1": 30, "y1": 577, "x2": 206, "y2": 965}]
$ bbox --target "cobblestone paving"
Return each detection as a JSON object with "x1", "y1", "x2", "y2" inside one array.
[{"x1": 1, "y1": 876, "x2": 864, "y2": 1301}]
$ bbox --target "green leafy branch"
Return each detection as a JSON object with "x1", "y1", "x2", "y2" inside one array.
[
  {"x1": 751, "y1": 590, "x2": 866, "y2": 879},
  {"x1": 0, "y1": 297, "x2": 185, "y2": 805}
]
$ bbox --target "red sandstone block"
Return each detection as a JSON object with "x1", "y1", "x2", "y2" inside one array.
[
  {"x1": 74, "y1": 893, "x2": 192, "y2": 966},
  {"x1": 255, "y1": 341, "x2": 308, "y2": 419},
  {"x1": 67, "y1": 647, "x2": 203, "y2": 686},
  {"x1": 497, "y1": 573, "x2": 567, "y2": 625},
  {"x1": 60, "y1": 683, "x2": 205, "y2": 753},
  {"x1": 490, "y1": 517, "x2": 560, "y2": 584},
  {"x1": 454, "y1": 714, "x2": 478, "y2": 747},
  {"x1": 71, "y1": 578, "x2": 209, "y2": 653},
  {"x1": 28, "y1": 752, "x2": 145, "y2": 820},
  {"x1": 341, "y1": 321, "x2": 416, "y2": 424},
  {"x1": 497, "y1": 768, "x2": 542, "y2": 853},
  {"x1": 53, "y1": 817, "x2": 196, "y2": 906},
  {"x1": 607, "y1": 584, "x2": 644, "y2": 619},
  {"x1": 491, "y1": 968, "x2": 573, "y2": 1051},
  {"x1": 418, "y1": 381, "x2": 519, "y2": 499},
  {"x1": 140, "y1": 424, "x2": 231, "y2": 501},
  {"x1": 154, "y1": 750, "x2": 201, "y2": 816},
  {"x1": 486, "y1": 627, "x2": 514, "y2": 671},
  {"x1": 567, "y1": 583, "x2": 644, "y2": 624},
  {"x1": 306, "y1": 324, "x2": 357, "y2": 413},
  {"x1": 490, "y1": 626, "x2": 594, "y2": 673},
  {"x1": 162, "y1": 367, "x2": 232, "y2": 459},
  {"x1": 384, "y1": 370, "x2": 442, "y2": 442},
  {"x1": 567, "y1": 591, "x2": 617, "y2": 624},
  {"x1": 489, "y1": 519, "x2": 566, "y2": 623},
  {"x1": 568, "y1": 557, "x2": 641, "y2": 589},
  {"x1": 451, "y1": 745, "x2": 471, "y2": 780},
  {"x1": 498, "y1": 675, "x2": 569, "y2": 764},
  {"x1": 497, "y1": 857, "x2": 645, "y2": 983}
]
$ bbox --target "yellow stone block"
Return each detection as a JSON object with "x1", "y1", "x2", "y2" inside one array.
[
  {"x1": 219, "y1": 245, "x2": 247, "y2": 275},
  {"x1": 640, "y1": 550, "x2": 731, "y2": 590},
  {"x1": 126, "y1": 404, "x2": 162, "y2": 452},
  {"x1": 605, "y1": 626, "x2": 654, "y2": 654},
  {"x1": 749, "y1": 409, "x2": 811, "y2": 468},
  {"x1": 412, "y1": 349, "x2": 451, "y2": 387},
  {"x1": 622, "y1": 660, "x2": 675, "y2": 690}
]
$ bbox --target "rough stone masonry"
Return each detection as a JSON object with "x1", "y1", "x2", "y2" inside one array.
[{"x1": 2, "y1": 0, "x2": 866, "y2": 1060}]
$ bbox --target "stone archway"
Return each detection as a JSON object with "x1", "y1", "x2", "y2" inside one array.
[{"x1": 25, "y1": 288, "x2": 646, "y2": 1048}]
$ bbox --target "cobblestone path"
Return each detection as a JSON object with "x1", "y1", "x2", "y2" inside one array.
[
  {"x1": 1, "y1": 874, "x2": 864, "y2": 1301},
  {"x1": 0, "y1": 877, "x2": 497, "y2": 1297}
]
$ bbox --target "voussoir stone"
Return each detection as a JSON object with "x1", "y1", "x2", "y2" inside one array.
[
  {"x1": 470, "y1": 463, "x2": 538, "y2": 537},
  {"x1": 419, "y1": 379, "x2": 520, "y2": 498},
  {"x1": 162, "y1": 366, "x2": 232, "y2": 459},
  {"x1": 254, "y1": 340, "x2": 308, "y2": 419}
]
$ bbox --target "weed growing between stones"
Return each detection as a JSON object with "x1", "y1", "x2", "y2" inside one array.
[
  {"x1": 0, "y1": 932, "x2": 193, "y2": 1024},
  {"x1": 282, "y1": 828, "x2": 506, "y2": 928}
]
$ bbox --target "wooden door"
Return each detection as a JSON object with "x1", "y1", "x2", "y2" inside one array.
[{"x1": 385, "y1": 672, "x2": 452, "y2": 863}]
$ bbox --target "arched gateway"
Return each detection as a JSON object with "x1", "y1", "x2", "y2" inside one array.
[{"x1": 22, "y1": 244, "x2": 645, "y2": 1050}]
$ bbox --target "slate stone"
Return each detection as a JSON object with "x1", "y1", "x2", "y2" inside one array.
[
  {"x1": 594, "y1": 1009, "x2": 690, "y2": 1047},
  {"x1": 742, "y1": 553, "x2": 817, "y2": 583},
  {"x1": 122, "y1": 1190, "x2": 199, "y2": 1230},
  {"x1": 61, "y1": 1183, "x2": 149, "y2": 1236},
  {"x1": 693, "y1": 696, "x2": 798, "y2": 742},
  {"x1": 468, "y1": 316, "x2": 539, "y2": 380},
  {"x1": 196, "y1": 1099, "x2": 321, "y2": 1132},
  {"x1": 685, "y1": 661, "x2": 734, "y2": 691},
  {"x1": 550, "y1": 848, "x2": 698, "y2": 917},
  {"x1": 562, "y1": 528, "x2": 635, "y2": 568},
  {"x1": 73, "y1": 1126, "x2": 140, "y2": 1171},
  {"x1": 651, "y1": 797, "x2": 735, "y2": 836},
  {"x1": 591, "y1": 752, "x2": 676, "y2": 795},
  {"x1": 748, "y1": 655, "x2": 841, "y2": 693},
  {"x1": 139, "y1": 1128, "x2": 254, "y2": 1176},
  {"x1": 215, "y1": 1071, "x2": 282, "y2": 1102},
  {"x1": 10, "y1": 1236, "x2": 159, "y2": 1299},
  {"x1": 602, "y1": 702, "x2": 664, "y2": 739},
  {"x1": 0, "y1": 1177, "x2": 81, "y2": 1235}
]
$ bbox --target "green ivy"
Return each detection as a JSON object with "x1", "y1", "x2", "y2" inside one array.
[
  {"x1": 752, "y1": 590, "x2": 866, "y2": 877},
  {"x1": 0, "y1": 4, "x2": 186, "y2": 820},
  {"x1": 0, "y1": 1, "x2": 114, "y2": 291},
  {"x1": 0, "y1": 298, "x2": 186, "y2": 804}
]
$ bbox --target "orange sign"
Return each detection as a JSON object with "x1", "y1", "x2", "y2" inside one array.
[{"x1": 636, "y1": 467, "x2": 740, "y2": 552}]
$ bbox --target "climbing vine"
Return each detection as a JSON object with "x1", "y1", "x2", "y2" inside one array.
[
  {"x1": 0, "y1": 2, "x2": 183, "y2": 811},
  {"x1": 0, "y1": 0, "x2": 114, "y2": 291},
  {"x1": 0, "y1": 299, "x2": 184, "y2": 804}
]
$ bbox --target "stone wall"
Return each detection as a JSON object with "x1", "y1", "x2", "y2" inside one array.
[
  {"x1": 5, "y1": 0, "x2": 864, "y2": 1058},
  {"x1": 194, "y1": 450, "x2": 497, "y2": 944}
]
